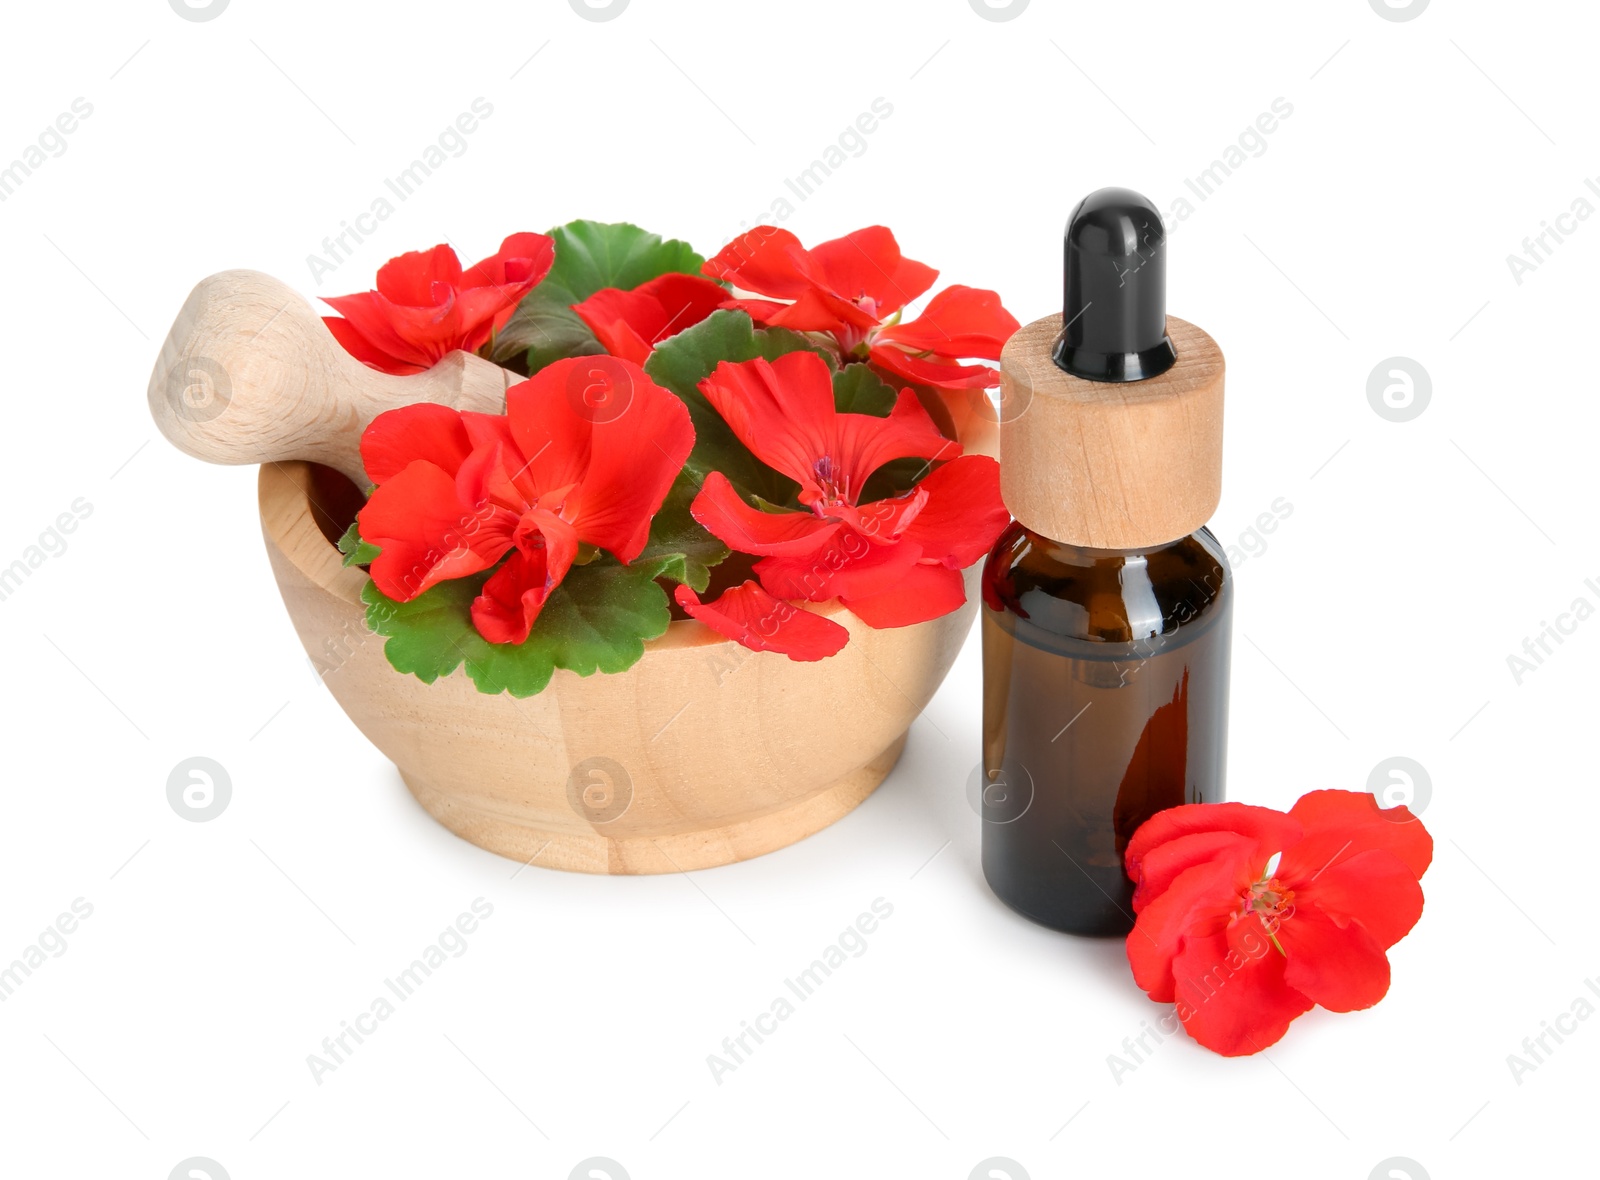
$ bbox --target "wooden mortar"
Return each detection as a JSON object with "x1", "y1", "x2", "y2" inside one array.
[
  {"x1": 150, "y1": 270, "x2": 983, "y2": 873},
  {"x1": 263, "y1": 460, "x2": 976, "y2": 872}
]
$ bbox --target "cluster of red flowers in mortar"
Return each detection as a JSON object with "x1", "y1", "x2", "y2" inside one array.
[{"x1": 320, "y1": 221, "x2": 1016, "y2": 696}]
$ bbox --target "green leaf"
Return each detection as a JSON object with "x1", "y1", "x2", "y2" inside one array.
[
  {"x1": 636, "y1": 470, "x2": 729, "y2": 593},
  {"x1": 362, "y1": 576, "x2": 485, "y2": 686},
  {"x1": 645, "y1": 309, "x2": 832, "y2": 504},
  {"x1": 490, "y1": 296, "x2": 602, "y2": 376},
  {"x1": 546, "y1": 219, "x2": 706, "y2": 301},
  {"x1": 859, "y1": 456, "x2": 934, "y2": 504},
  {"x1": 492, "y1": 221, "x2": 707, "y2": 374},
  {"x1": 337, "y1": 519, "x2": 381, "y2": 568},
  {"x1": 475, "y1": 558, "x2": 677, "y2": 694},
  {"x1": 832, "y1": 362, "x2": 899, "y2": 417},
  {"x1": 361, "y1": 554, "x2": 679, "y2": 698}
]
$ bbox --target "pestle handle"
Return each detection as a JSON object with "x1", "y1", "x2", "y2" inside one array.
[{"x1": 147, "y1": 270, "x2": 514, "y2": 487}]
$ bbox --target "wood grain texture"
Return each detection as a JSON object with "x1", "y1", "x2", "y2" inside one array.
[
  {"x1": 998, "y1": 313, "x2": 1224, "y2": 549},
  {"x1": 260, "y1": 461, "x2": 978, "y2": 874},
  {"x1": 148, "y1": 270, "x2": 513, "y2": 487}
]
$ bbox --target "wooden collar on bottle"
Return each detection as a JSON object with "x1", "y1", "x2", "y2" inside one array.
[{"x1": 998, "y1": 313, "x2": 1224, "y2": 550}]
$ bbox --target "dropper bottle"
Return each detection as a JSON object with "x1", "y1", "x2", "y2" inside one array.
[{"x1": 979, "y1": 187, "x2": 1231, "y2": 937}]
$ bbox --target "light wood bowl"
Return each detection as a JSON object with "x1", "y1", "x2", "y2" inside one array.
[{"x1": 261, "y1": 461, "x2": 978, "y2": 874}]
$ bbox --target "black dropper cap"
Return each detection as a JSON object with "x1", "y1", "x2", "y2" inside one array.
[{"x1": 1052, "y1": 187, "x2": 1177, "y2": 383}]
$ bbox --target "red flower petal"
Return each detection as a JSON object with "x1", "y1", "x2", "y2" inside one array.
[
  {"x1": 453, "y1": 441, "x2": 536, "y2": 543},
  {"x1": 323, "y1": 315, "x2": 426, "y2": 375},
  {"x1": 503, "y1": 363, "x2": 603, "y2": 493},
  {"x1": 1124, "y1": 801, "x2": 1303, "y2": 908},
  {"x1": 1298, "y1": 848, "x2": 1426, "y2": 950},
  {"x1": 874, "y1": 285, "x2": 1020, "y2": 359},
  {"x1": 841, "y1": 484, "x2": 929, "y2": 544},
  {"x1": 455, "y1": 233, "x2": 557, "y2": 351},
  {"x1": 698, "y1": 352, "x2": 839, "y2": 490},
  {"x1": 1126, "y1": 851, "x2": 1257, "y2": 1003},
  {"x1": 808, "y1": 226, "x2": 937, "y2": 317},
  {"x1": 1170, "y1": 923, "x2": 1314, "y2": 1056},
  {"x1": 674, "y1": 582, "x2": 849, "y2": 661},
  {"x1": 756, "y1": 531, "x2": 924, "y2": 606},
  {"x1": 375, "y1": 243, "x2": 462, "y2": 306},
  {"x1": 505, "y1": 357, "x2": 693, "y2": 563},
  {"x1": 322, "y1": 290, "x2": 446, "y2": 374},
  {"x1": 837, "y1": 562, "x2": 967, "y2": 628},
  {"x1": 360, "y1": 403, "x2": 473, "y2": 486},
  {"x1": 470, "y1": 515, "x2": 578, "y2": 645},
  {"x1": 891, "y1": 454, "x2": 1009, "y2": 569},
  {"x1": 700, "y1": 355, "x2": 954, "y2": 504},
  {"x1": 572, "y1": 272, "x2": 727, "y2": 364},
  {"x1": 702, "y1": 227, "x2": 820, "y2": 300},
  {"x1": 635, "y1": 272, "x2": 739, "y2": 339},
  {"x1": 325, "y1": 234, "x2": 551, "y2": 373},
  {"x1": 715, "y1": 296, "x2": 795, "y2": 326},
  {"x1": 1277, "y1": 906, "x2": 1392, "y2": 1013},
  {"x1": 459, "y1": 409, "x2": 520, "y2": 459},
  {"x1": 689, "y1": 471, "x2": 839, "y2": 557},
  {"x1": 1280, "y1": 789, "x2": 1434, "y2": 884},
  {"x1": 1127, "y1": 829, "x2": 1272, "y2": 915},
  {"x1": 342, "y1": 245, "x2": 472, "y2": 370},
  {"x1": 702, "y1": 226, "x2": 934, "y2": 335},
  {"x1": 358, "y1": 460, "x2": 506, "y2": 601},
  {"x1": 369, "y1": 295, "x2": 468, "y2": 365},
  {"x1": 871, "y1": 285, "x2": 1017, "y2": 385},
  {"x1": 742, "y1": 287, "x2": 880, "y2": 335},
  {"x1": 572, "y1": 295, "x2": 654, "y2": 365},
  {"x1": 868, "y1": 346, "x2": 999, "y2": 391},
  {"x1": 829, "y1": 389, "x2": 959, "y2": 501},
  {"x1": 460, "y1": 232, "x2": 555, "y2": 290},
  {"x1": 572, "y1": 291, "x2": 652, "y2": 362}
]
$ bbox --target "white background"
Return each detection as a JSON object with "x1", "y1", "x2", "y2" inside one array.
[{"x1": 0, "y1": 1, "x2": 1593, "y2": 1177}]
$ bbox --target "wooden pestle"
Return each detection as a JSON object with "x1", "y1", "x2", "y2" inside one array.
[{"x1": 147, "y1": 270, "x2": 515, "y2": 488}]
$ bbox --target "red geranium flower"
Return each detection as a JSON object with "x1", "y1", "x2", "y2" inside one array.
[
  {"x1": 674, "y1": 581, "x2": 848, "y2": 662},
  {"x1": 702, "y1": 226, "x2": 1019, "y2": 390},
  {"x1": 324, "y1": 233, "x2": 555, "y2": 375},
  {"x1": 1124, "y1": 790, "x2": 1433, "y2": 1057},
  {"x1": 571, "y1": 272, "x2": 729, "y2": 365},
  {"x1": 688, "y1": 351, "x2": 1009, "y2": 628},
  {"x1": 356, "y1": 355, "x2": 692, "y2": 644}
]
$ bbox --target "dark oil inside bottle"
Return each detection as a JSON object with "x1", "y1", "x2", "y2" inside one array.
[{"x1": 980, "y1": 521, "x2": 1231, "y2": 936}]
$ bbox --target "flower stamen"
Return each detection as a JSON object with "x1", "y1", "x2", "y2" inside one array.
[{"x1": 1240, "y1": 862, "x2": 1295, "y2": 956}]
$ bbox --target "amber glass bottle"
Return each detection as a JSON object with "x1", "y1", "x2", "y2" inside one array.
[
  {"x1": 983, "y1": 187, "x2": 1230, "y2": 937},
  {"x1": 980, "y1": 523, "x2": 1231, "y2": 935}
]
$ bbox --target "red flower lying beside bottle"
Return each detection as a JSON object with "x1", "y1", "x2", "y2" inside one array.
[
  {"x1": 1123, "y1": 789, "x2": 1433, "y2": 1056},
  {"x1": 326, "y1": 220, "x2": 1014, "y2": 696}
]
